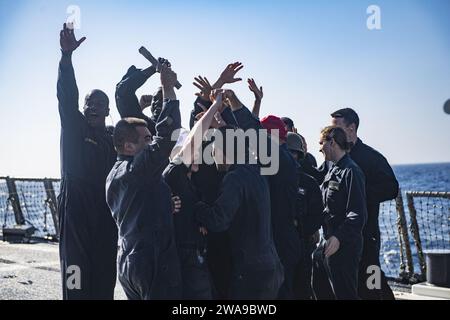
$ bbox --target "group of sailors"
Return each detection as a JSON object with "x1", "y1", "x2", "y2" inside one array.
[{"x1": 57, "y1": 23, "x2": 399, "y2": 300}]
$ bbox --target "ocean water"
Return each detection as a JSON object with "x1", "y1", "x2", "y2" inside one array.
[
  {"x1": 379, "y1": 162, "x2": 450, "y2": 279},
  {"x1": 393, "y1": 162, "x2": 450, "y2": 193}
]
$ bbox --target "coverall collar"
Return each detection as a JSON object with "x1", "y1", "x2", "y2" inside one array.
[
  {"x1": 353, "y1": 138, "x2": 363, "y2": 150},
  {"x1": 117, "y1": 154, "x2": 134, "y2": 161},
  {"x1": 333, "y1": 153, "x2": 351, "y2": 169}
]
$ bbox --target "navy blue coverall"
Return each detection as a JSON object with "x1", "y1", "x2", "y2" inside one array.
[
  {"x1": 300, "y1": 152, "x2": 318, "y2": 169},
  {"x1": 305, "y1": 138, "x2": 398, "y2": 299},
  {"x1": 163, "y1": 161, "x2": 213, "y2": 299},
  {"x1": 106, "y1": 99, "x2": 182, "y2": 300},
  {"x1": 195, "y1": 164, "x2": 284, "y2": 300},
  {"x1": 220, "y1": 105, "x2": 301, "y2": 299},
  {"x1": 269, "y1": 145, "x2": 303, "y2": 299},
  {"x1": 190, "y1": 97, "x2": 232, "y2": 299},
  {"x1": 115, "y1": 65, "x2": 157, "y2": 135},
  {"x1": 350, "y1": 139, "x2": 399, "y2": 300},
  {"x1": 57, "y1": 52, "x2": 118, "y2": 299},
  {"x1": 293, "y1": 169, "x2": 324, "y2": 299},
  {"x1": 313, "y1": 154, "x2": 367, "y2": 300}
]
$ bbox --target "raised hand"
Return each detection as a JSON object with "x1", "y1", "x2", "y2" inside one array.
[
  {"x1": 60, "y1": 23, "x2": 86, "y2": 53},
  {"x1": 248, "y1": 78, "x2": 263, "y2": 101},
  {"x1": 193, "y1": 76, "x2": 212, "y2": 102},
  {"x1": 209, "y1": 89, "x2": 224, "y2": 104},
  {"x1": 139, "y1": 95, "x2": 153, "y2": 111},
  {"x1": 158, "y1": 57, "x2": 171, "y2": 68},
  {"x1": 216, "y1": 62, "x2": 244, "y2": 87},
  {"x1": 247, "y1": 78, "x2": 263, "y2": 117},
  {"x1": 156, "y1": 57, "x2": 171, "y2": 73},
  {"x1": 160, "y1": 65, "x2": 178, "y2": 88},
  {"x1": 160, "y1": 65, "x2": 178, "y2": 100}
]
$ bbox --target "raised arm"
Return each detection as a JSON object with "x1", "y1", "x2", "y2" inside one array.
[
  {"x1": 212, "y1": 63, "x2": 260, "y2": 128},
  {"x1": 115, "y1": 65, "x2": 158, "y2": 134},
  {"x1": 57, "y1": 23, "x2": 86, "y2": 129},
  {"x1": 247, "y1": 78, "x2": 263, "y2": 118},
  {"x1": 190, "y1": 62, "x2": 243, "y2": 129},
  {"x1": 131, "y1": 65, "x2": 181, "y2": 181},
  {"x1": 176, "y1": 90, "x2": 225, "y2": 166},
  {"x1": 212, "y1": 62, "x2": 244, "y2": 89},
  {"x1": 221, "y1": 89, "x2": 261, "y2": 131},
  {"x1": 189, "y1": 76, "x2": 213, "y2": 129}
]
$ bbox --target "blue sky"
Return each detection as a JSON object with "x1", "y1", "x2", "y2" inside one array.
[{"x1": 0, "y1": 0, "x2": 449, "y2": 178}]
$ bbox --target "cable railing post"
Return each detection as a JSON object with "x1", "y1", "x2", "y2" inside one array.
[
  {"x1": 395, "y1": 190, "x2": 414, "y2": 280},
  {"x1": 5, "y1": 177, "x2": 25, "y2": 225},
  {"x1": 406, "y1": 192, "x2": 426, "y2": 280},
  {"x1": 43, "y1": 178, "x2": 59, "y2": 237}
]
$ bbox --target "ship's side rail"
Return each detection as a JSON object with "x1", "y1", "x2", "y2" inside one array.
[
  {"x1": 1, "y1": 177, "x2": 449, "y2": 284},
  {"x1": 404, "y1": 191, "x2": 450, "y2": 281},
  {"x1": 0, "y1": 177, "x2": 59, "y2": 241}
]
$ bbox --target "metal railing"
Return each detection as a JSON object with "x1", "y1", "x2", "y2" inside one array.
[
  {"x1": 1, "y1": 176, "x2": 449, "y2": 284},
  {"x1": 1, "y1": 177, "x2": 59, "y2": 240},
  {"x1": 405, "y1": 191, "x2": 450, "y2": 281}
]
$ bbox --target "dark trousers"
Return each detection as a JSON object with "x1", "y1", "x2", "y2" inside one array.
[
  {"x1": 118, "y1": 247, "x2": 182, "y2": 300},
  {"x1": 230, "y1": 261, "x2": 284, "y2": 300},
  {"x1": 59, "y1": 191, "x2": 117, "y2": 300},
  {"x1": 358, "y1": 236, "x2": 395, "y2": 300},
  {"x1": 294, "y1": 242, "x2": 316, "y2": 300},
  {"x1": 178, "y1": 247, "x2": 213, "y2": 300},
  {"x1": 276, "y1": 240, "x2": 303, "y2": 300},
  {"x1": 312, "y1": 238, "x2": 362, "y2": 300},
  {"x1": 277, "y1": 260, "x2": 298, "y2": 299},
  {"x1": 207, "y1": 232, "x2": 232, "y2": 299}
]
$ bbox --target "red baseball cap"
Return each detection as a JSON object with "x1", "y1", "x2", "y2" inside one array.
[{"x1": 260, "y1": 115, "x2": 288, "y2": 142}]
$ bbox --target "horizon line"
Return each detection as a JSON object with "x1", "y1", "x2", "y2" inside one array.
[{"x1": 0, "y1": 162, "x2": 449, "y2": 180}]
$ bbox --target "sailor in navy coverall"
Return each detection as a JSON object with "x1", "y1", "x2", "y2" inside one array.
[
  {"x1": 331, "y1": 108, "x2": 399, "y2": 299},
  {"x1": 57, "y1": 23, "x2": 117, "y2": 300},
  {"x1": 106, "y1": 66, "x2": 182, "y2": 300},
  {"x1": 194, "y1": 160, "x2": 284, "y2": 300},
  {"x1": 193, "y1": 98, "x2": 284, "y2": 299},
  {"x1": 312, "y1": 126, "x2": 367, "y2": 300},
  {"x1": 163, "y1": 161, "x2": 213, "y2": 299},
  {"x1": 115, "y1": 60, "x2": 172, "y2": 136}
]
